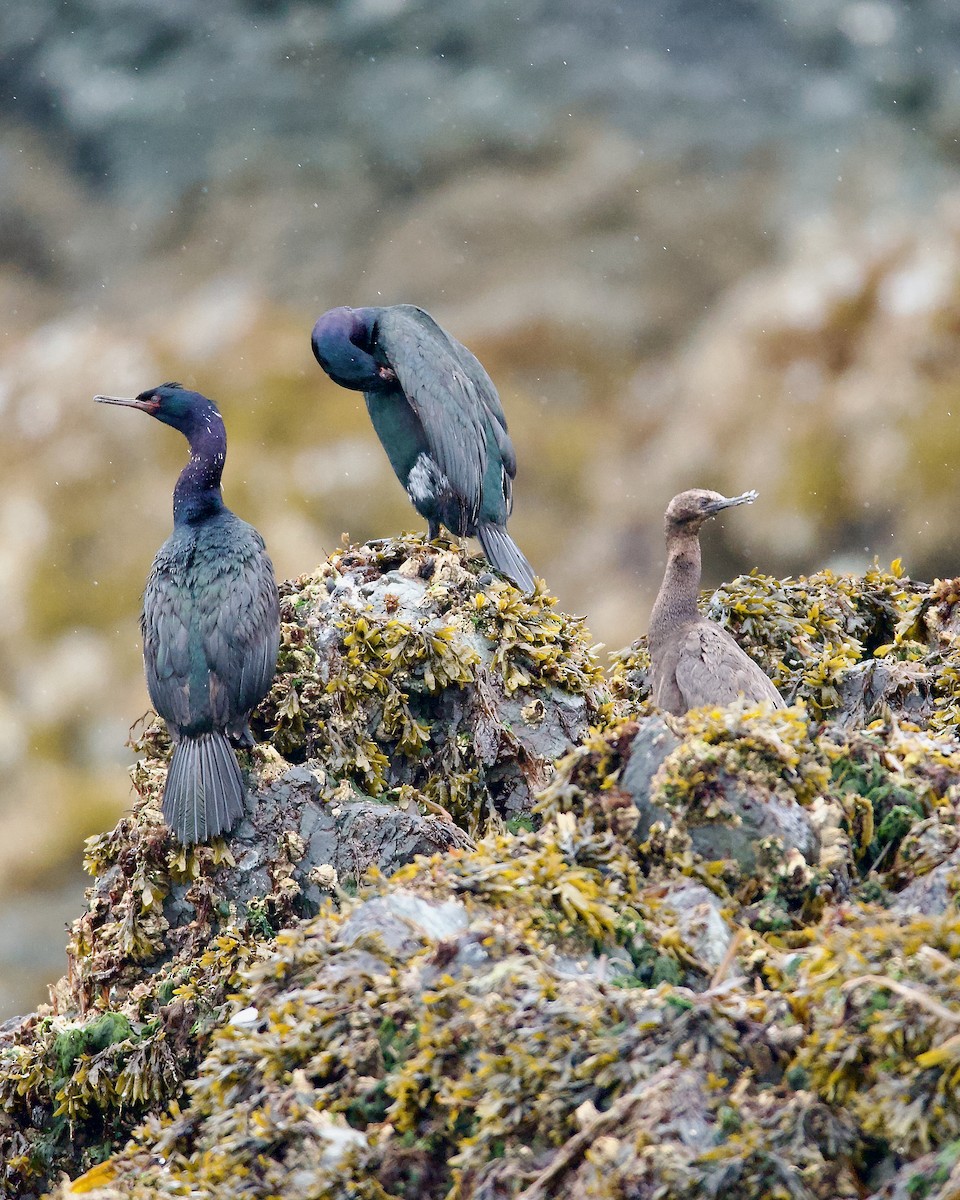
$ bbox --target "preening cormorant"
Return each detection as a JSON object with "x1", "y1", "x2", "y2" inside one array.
[
  {"x1": 95, "y1": 383, "x2": 280, "y2": 844},
  {"x1": 648, "y1": 489, "x2": 784, "y2": 715},
  {"x1": 310, "y1": 303, "x2": 536, "y2": 592}
]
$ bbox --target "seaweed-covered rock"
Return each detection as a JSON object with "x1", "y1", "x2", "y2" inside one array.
[
  {"x1": 9, "y1": 559, "x2": 960, "y2": 1199},
  {"x1": 611, "y1": 561, "x2": 956, "y2": 729},
  {"x1": 648, "y1": 879, "x2": 735, "y2": 971},
  {"x1": 40, "y1": 824, "x2": 860, "y2": 1200},
  {"x1": 789, "y1": 909, "x2": 960, "y2": 1159},
  {"x1": 626, "y1": 710, "x2": 821, "y2": 873},
  {"x1": 260, "y1": 534, "x2": 605, "y2": 830},
  {"x1": 540, "y1": 708, "x2": 827, "y2": 897},
  {"x1": 0, "y1": 536, "x2": 606, "y2": 1197}
]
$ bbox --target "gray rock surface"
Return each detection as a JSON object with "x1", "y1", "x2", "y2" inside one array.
[
  {"x1": 161, "y1": 764, "x2": 474, "y2": 931},
  {"x1": 650, "y1": 879, "x2": 735, "y2": 971},
  {"x1": 621, "y1": 715, "x2": 819, "y2": 872},
  {"x1": 620, "y1": 717, "x2": 681, "y2": 808},
  {"x1": 834, "y1": 658, "x2": 937, "y2": 729},
  {"x1": 888, "y1": 845, "x2": 960, "y2": 917}
]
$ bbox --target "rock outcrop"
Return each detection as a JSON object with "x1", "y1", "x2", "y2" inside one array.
[{"x1": 5, "y1": 549, "x2": 960, "y2": 1199}]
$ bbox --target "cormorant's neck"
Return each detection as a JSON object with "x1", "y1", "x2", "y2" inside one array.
[
  {"x1": 173, "y1": 418, "x2": 227, "y2": 525},
  {"x1": 648, "y1": 532, "x2": 702, "y2": 650}
]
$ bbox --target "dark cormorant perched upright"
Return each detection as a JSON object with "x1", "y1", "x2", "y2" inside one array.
[
  {"x1": 648, "y1": 489, "x2": 784, "y2": 716},
  {"x1": 95, "y1": 383, "x2": 281, "y2": 844},
  {"x1": 310, "y1": 304, "x2": 536, "y2": 592}
]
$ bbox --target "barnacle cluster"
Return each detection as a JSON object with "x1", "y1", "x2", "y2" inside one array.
[{"x1": 8, "y1": 555, "x2": 960, "y2": 1200}]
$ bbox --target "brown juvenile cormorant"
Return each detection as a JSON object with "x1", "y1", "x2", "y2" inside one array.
[
  {"x1": 310, "y1": 303, "x2": 536, "y2": 592},
  {"x1": 648, "y1": 489, "x2": 784, "y2": 715},
  {"x1": 95, "y1": 383, "x2": 280, "y2": 844}
]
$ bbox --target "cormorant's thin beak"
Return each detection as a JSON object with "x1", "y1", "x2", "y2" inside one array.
[
  {"x1": 706, "y1": 489, "x2": 758, "y2": 516},
  {"x1": 94, "y1": 394, "x2": 158, "y2": 413}
]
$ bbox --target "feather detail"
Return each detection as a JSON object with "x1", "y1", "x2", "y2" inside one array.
[
  {"x1": 477, "y1": 523, "x2": 536, "y2": 593},
  {"x1": 161, "y1": 732, "x2": 245, "y2": 845}
]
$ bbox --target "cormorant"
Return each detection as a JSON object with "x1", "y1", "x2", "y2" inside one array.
[
  {"x1": 95, "y1": 383, "x2": 281, "y2": 844},
  {"x1": 648, "y1": 489, "x2": 784, "y2": 715},
  {"x1": 310, "y1": 303, "x2": 536, "y2": 592}
]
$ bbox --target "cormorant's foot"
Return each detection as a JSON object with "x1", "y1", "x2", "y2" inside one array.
[
  {"x1": 425, "y1": 526, "x2": 463, "y2": 551},
  {"x1": 229, "y1": 725, "x2": 256, "y2": 750}
]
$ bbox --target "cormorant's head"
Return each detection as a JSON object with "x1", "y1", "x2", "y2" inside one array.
[
  {"x1": 95, "y1": 382, "x2": 223, "y2": 439},
  {"x1": 311, "y1": 306, "x2": 385, "y2": 391},
  {"x1": 664, "y1": 488, "x2": 758, "y2": 538}
]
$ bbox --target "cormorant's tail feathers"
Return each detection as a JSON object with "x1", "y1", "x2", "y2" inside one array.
[
  {"x1": 477, "y1": 523, "x2": 536, "y2": 594},
  {"x1": 162, "y1": 732, "x2": 245, "y2": 845}
]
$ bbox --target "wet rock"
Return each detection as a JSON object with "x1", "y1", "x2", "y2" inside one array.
[
  {"x1": 834, "y1": 657, "x2": 937, "y2": 729},
  {"x1": 646, "y1": 880, "x2": 735, "y2": 971},
  {"x1": 620, "y1": 716, "x2": 680, "y2": 809},
  {"x1": 621, "y1": 715, "x2": 819, "y2": 872},
  {"x1": 337, "y1": 890, "x2": 470, "y2": 957},
  {"x1": 682, "y1": 782, "x2": 819, "y2": 873},
  {"x1": 889, "y1": 843, "x2": 960, "y2": 917},
  {"x1": 160, "y1": 765, "x2": 474, "y2": 931}
]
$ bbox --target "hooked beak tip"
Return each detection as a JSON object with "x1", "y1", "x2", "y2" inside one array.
[
  {"x1": 703, "y1": 489, "x2": 759, "y2": 518},
  {"x1": 721, "y1": 489, "x2": 759, "y2": 509}
]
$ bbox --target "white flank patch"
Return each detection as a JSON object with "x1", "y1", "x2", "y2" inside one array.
[{"x1": 407, "y1": 452, "x2": 449, "y2": 503}]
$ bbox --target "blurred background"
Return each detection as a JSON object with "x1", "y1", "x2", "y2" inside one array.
[{"x1": 3, "y1": 0, "x2": 960, "y2": 1016}]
